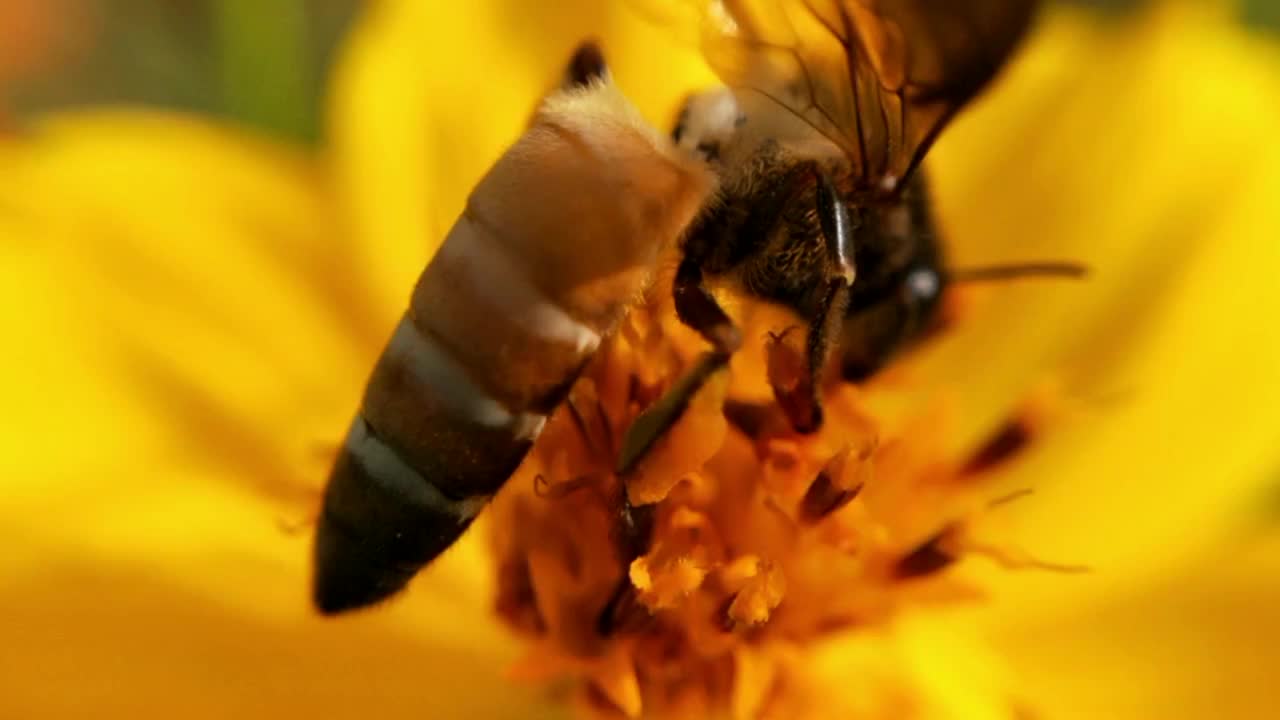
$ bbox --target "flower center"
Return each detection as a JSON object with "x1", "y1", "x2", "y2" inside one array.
[{"x1": 488, "y1": 299, "x2": 1071, "y2": 719}]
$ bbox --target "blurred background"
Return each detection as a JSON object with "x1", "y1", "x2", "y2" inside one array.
[
  {"x1": 0, "y1": 0, "x2": 356, "y2": 141},
  {"x1": 1, "y1": 0, "x2": 1275, "y2": 145}
]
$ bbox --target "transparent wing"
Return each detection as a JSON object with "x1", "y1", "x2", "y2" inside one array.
[{"x1": 695, "y1": 0, "x2": 1038, "y2": 191}]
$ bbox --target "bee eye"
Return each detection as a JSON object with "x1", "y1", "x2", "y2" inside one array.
[{"x1": 905, "y1": 267, "x2": 941, "y2": 302}]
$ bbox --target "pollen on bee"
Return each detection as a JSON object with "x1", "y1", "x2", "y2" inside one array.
[{"x1": 485, "y1": 299, "x2": 1072, "y2": 719}]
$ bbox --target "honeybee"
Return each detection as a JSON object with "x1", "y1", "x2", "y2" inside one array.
[
  {"x1": 312, "y1": 46, "x2": 715, "y2": 614},
  {"x1": 314, "y1": 0, "x2": 1063, "y2": 614}
]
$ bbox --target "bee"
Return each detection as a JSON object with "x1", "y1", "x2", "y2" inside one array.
[
  {"x1": 315, "y1": 0, "x2": 1069, "y2": 614},
  {"x1": 312, "y1": 47, "x2": 715, "y2": 614}
]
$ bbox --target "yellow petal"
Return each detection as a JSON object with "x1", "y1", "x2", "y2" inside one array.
[
  {"x1": 898, "y1": 2, "x2": 1280, "y2": 591},
  {"x1": 993, "y1": 529, "x2": 1280, "y2": 719},
  {"x1": 0, "y1": 111, "x2": 557, "y2": 718},
  {"x1": 0, "y1": 470, "x2": 560, "y2": 718},
  {"x1": 0, "y1": 112, "x2": 360, "y2": 507}
]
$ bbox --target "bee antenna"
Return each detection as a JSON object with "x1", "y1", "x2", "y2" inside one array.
[{"x1": 948, "y1": 261, "x2": 1088, "y2": 283}]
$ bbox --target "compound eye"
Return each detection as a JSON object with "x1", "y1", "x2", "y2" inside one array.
[{"x1": 904, "y1": 267, "x2": 941, "y2": 303}]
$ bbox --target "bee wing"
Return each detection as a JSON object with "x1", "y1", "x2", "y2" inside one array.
[{"x1": 698, "y1": 0, "x2": 1037, "y2": 190}]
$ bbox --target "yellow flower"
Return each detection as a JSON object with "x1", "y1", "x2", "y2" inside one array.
[{"x1": 2, "y1": 1, "x2": 1279, "y2": 719}]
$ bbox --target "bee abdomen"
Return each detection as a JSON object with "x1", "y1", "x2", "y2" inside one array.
[
  {"x1": 312, "y1": 207, "x2": 605, "y2": 612},
  {"x1": 313, "y1": 76, "x2": 714, "y2": 614},
  {"x1": 313, "y1": 417, "x2": 490, "y2": 614},
  {"x1": 313, "y1": 316, "x2": 552, "y2": 614}
]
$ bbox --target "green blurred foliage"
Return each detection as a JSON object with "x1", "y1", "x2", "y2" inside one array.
[
  {"x1": 6, "y1": 0, "x2": 356, "y2": 144},
  {"x1": 1077, "y1": 0, "x2": 1279, "y2": 20},
  {"x1": 1242, "y1": 0, "x2": 1280, "y2": 31},
  {"x1": 2, "y1": 0, "x2": 1276, "y2": 146}
]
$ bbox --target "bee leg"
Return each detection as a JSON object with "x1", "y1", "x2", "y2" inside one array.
[
  {"x1": 615, "y1": 258, "x2": 740, "y2": 476},
  {"x1": 672, "y1": 252, "x2": 743, "y2": 353},
  {"x1": 815, "y1": 170, "x2": 858, "y2": 285},
  {"x1": 597, "y1": 491, "x2": 656, "y2": 635},
  {"x1": 774, "y1": 169, "x2": 856, "y2": 433},
  {"x1": 604, "y1": 261, "x2": 736, "y2": 634},
  {"x1": 614, "y1": 351, "x2": 731, "y2": 476},
  {"x1": 785, "y1": 278, "x2": 852, "y2": 433}
]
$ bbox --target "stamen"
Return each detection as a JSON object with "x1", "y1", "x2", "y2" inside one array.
[
  {"x1": 987, "y1": 487, "x2": 1035, "y2": 509},
  {"x1": 721, "y1": 399, "x2": 784, "y2": 440},
  {"x1": 893, "y1": 529, "x2": 959, "y2": 580},
  {"x1": 949, "y1": 260, "x2": 1088, "y2": 283},
  {"x1": 799, "y1": 448, "x2": 863, "y2": 524},
  {"x1": 963, "y1": 416, "x2": 1034, "y2": 475},
  {"x1": 964, "y1": 541, "x2": 1092, "y2": 575},
  {"x1": 964, "y1": 382, "x2": 1067, "y2": 476},
  {"x1": 765, "y1": 327, "x2": 819, "y2": 433},
  {"x1": 486, "y1": 302, "x2": 1082, "y2": 717},
  {"x1": 534, "y1": 472, "x2": 604, "y2": 500},
  {"x1": 719, "y1": 556, "x2": 785, "y2": 628}
]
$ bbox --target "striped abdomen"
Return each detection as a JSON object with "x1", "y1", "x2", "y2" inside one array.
[{"x1": 312, "y1": 78, "x2": 713, "y2": 614}]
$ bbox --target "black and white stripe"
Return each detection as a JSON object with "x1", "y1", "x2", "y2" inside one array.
[{"x1": 312, "y1": 417, "x2": 491, "y2": 614}]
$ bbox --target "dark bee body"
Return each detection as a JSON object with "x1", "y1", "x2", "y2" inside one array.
[
  {"x1": 839, "y1": 185, "x2": 945, "y2": 381},
  {"x1": 682, "y1": 141, "x2": 944, "y2": 379},
  {"x1": 685, "y1": 143, "x2": 845, "y2": 311}
]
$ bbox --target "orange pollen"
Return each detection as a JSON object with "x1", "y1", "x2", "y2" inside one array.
[{"x1": 488, "y1": 300, "x2": 1070, "y2": 719}]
